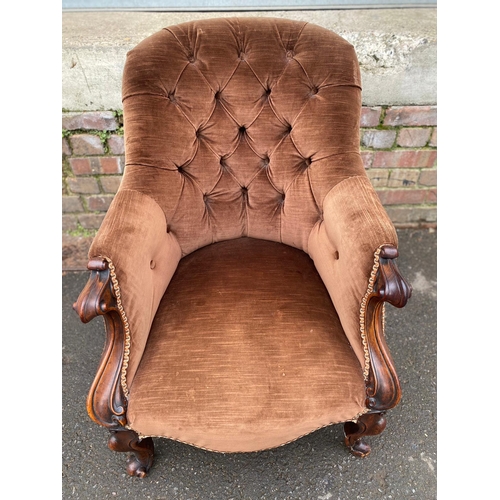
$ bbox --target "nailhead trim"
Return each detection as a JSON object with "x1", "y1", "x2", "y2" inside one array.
[
  {"x1": 104, "y1": 257, "x2": 131, "y2": 399},
  {"x1": 131, "y1": 407, "x2": 370, "y2": 453},
  {"x1": 359, "y1": 246, "x2": 383, "y2": 381}
]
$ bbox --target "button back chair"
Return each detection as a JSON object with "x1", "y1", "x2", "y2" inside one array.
[{"x1": 74, "y1": 17, "x2": 411, "y2": 477}]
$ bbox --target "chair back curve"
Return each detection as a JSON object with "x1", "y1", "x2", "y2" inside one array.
[{"x1": 119, "y1": 17, "x2": 366, "y2": 256}]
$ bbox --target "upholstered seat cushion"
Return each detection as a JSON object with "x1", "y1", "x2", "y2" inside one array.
[{"x1": 127, "y1": 238, "x2": 367, "y2": 452}]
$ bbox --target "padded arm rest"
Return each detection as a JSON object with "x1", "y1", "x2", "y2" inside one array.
[
  {"x1": 308, "y1": 175, "x2": 398, "y2": 372},
  {"x1": 88, "y1": 188, "x2": 182, "y2": 388}
]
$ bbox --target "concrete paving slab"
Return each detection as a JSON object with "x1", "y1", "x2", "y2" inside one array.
[{"x1": 62, "y1": 228, "x2": 436, "y2": 499}]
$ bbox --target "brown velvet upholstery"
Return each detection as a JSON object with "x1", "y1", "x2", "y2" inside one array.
[
  {"x1": 88, "y1": 17, "x2": 399, "y2": 453},
  {"x1": 127, "y1": 238, "x2": 366, "y2": 452}
]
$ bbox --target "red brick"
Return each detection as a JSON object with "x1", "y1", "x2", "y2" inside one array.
[
  {"x1": 360, "y1": 107, "x2": 382, "y2": 127},
  {"x1": 429, "y1": 127, "x2": 437, "y2": 147},
  {"x1": 89, "y1": 158, "x2": 101, "y2": 173},
  {"x1": 100, "y1": 176, "x2": 122, "y2": 193},
  {"x1": 87, "y1": 195, "x2": 114, "y2": 212},
  {"x1": 372, "y1": 151, "x2": 397, "y2": 168},
  {"x1": 360, "y1": 151, "x2": 374, "y2": 169},
  {"x1": 108, "y1": 135, "x2": 125, "y2": 155},
  {"x1": 426, "y1": 188, "x2": 437, "y2": 203},
  {"x1": 418, "y1": 169, "x2": 437, "y2": 186},
  {"x1": 361, "y1": 129, "x2": 396, "y2": 149},
  {"x1": 372, "y1": 150, "x2": 437, "y2": 168},
  {"x1": 70, "y1": 134, "x2": 105, "y2": 155},
  {"x1": 62, "y1": 214, "x2": 78, "y2": 231},
  {"x1": 366, "y1": 169, "x2": 389, "y2": 187},
  {"x1": 62, "y1": 196, "x2": 84, "y2": 213},
  {"x1": 62, "y1": 137, "x2": 71, "y2": 156},
  {"x1": 62, "y1": 111, "x2": 117, "y2": 131},
  {"x1": 387, "y1": 169, "x2": 420, "y2": 188},
  {"x1": 69, "y1": 157, "x2": 92, "y2": 175},
  {"x1": 99, "y1": 156, "x2": 123, "y2": 174},
  {"x1": 397, "y1": 128, "x2": 432, "y2": 148},
  {"x1": 383, "y1": 106, "x2": 437, "y2": 126},
  {"x1": 78, "y1": 214, "x2": 105, "y2": 230},
  {"x1": 67, "y1": 177, "x2": 100, "y2": 194},
  {"x1": 376, "y1": 188, "x2": 436, "y2": 205}
]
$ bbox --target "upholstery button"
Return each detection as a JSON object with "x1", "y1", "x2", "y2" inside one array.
[
  {"x1": 239, "y1": 126, "x2": 246, "y2": 134},
  {"x1": 150, "y1": 260, "x2": 156, "y2": 269},
  {"x1": 187, "y1": 54, "x2": 195, "y2": 63},
  {"x1": 278, "y1": 193, "x2": 285, "y2": 209},
  {"x1": 304, "y1": 157, "x2": 312, "y2": 167},
  {"x1": 310, "y1": 86, "x2": 319, "y2": 96},
  {"x1": 286, "y1": 50, "x2": 294, "y2": 59},
  {"x1": 239, "y1": 52, "x2": 246, "y2": 61},
  {"x1": 214, "y1": 91, "x2": 221, "y2": 100},
  {"x1": 333, "y1": 251, "x2": 340, "y2": 260},
  {"x1": 261, "y1": 156, "x2": 270, "y2": 168}
]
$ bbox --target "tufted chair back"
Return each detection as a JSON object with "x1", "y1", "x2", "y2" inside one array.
[{"x1": 119, "y1": 17, "x2": 366, "y2": 256}]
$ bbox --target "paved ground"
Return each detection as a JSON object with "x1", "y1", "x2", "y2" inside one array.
[{"x1": 62, "y1": 228, "x2": 437, "y2": 499}]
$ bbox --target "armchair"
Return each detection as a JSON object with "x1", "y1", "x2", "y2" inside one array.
[{"x1": 74, "y1": 17, "x2": 411, "y2": 477}]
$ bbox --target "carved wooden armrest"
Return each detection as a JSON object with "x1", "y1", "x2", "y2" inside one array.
[
  {"x1": 363, "y1": 245, "x2": 412, "y2": 412},
  {"x1": 73, "y1": 258, "x2": 128, "y2": 430}
]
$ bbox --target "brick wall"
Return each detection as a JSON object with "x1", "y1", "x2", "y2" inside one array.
[{"x1": 62, "y1": 106, "x2": 436, "y2": 268}]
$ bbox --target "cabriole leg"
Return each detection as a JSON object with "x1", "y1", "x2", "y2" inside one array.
[
  {"x1": 344, "y1": 412, "x2": 387, "y2": 458},
  {"x1": 108, "y1": 429, "x2": 154, "y2": 477}
]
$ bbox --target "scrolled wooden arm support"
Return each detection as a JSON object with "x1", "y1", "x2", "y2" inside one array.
[
  {"x1": 73, "y1": 258, "x2": 128, "y2": 430},
  {"x1": 364, "y1": 245, "x2": 412, "y2": 411}
]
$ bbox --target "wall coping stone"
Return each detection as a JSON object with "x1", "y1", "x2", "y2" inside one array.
[{"x1": 62, "y1": 8, "x2": 436, "y2": 110}]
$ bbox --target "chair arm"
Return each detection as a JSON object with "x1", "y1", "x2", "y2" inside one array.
[
  {"x1": 362, "y1": 245, "x2": 412, "y2": 410},
  {"x1": 73, "y1": 189, "x2": 182, "y2": 427},
  {"x1": 308, "y1": 175, "x2": 411, "y2": 409}
]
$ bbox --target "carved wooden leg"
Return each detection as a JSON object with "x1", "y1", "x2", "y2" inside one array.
[
  {"x1": 344, "y1": 412, "x2": 387, "y2": 458},
  {"x1": 108, "y1": 430, "x2": 154, "y2": 477}
]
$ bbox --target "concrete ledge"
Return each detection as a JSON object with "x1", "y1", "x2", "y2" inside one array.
[{"x1": 62, "y1": 8, "x2": 436, "y2": 110}]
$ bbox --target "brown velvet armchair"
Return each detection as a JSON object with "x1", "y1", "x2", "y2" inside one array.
[{"x1": 74, "y1": 17, "x2": 411, "y2": 478}]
